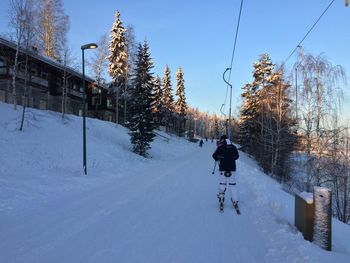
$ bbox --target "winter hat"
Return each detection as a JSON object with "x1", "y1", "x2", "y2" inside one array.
[{"x1": 220, "y1": 135, "x2": 227, "y2": 141}]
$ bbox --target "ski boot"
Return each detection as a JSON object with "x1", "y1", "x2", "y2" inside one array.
[
  {"x1": 217, "y1": 192, "x2": 225, "y2": 213},
  {"x1": 231, "y1": 198, "x2": 241, "y2": 215}
]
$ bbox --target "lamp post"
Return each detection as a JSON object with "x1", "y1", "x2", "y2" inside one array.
[
  {"x1": 223, "y1": 68, "x2": 232, "y2": 137},
  {"x1": 81, "y1": 43, "x2": 98, "y2": 175}
]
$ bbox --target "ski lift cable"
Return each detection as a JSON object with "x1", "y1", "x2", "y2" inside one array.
[
  {"x1": 222, "y1": 0, "x2": 244, "y2": 115},
  {"x1": 227, "y1": 0, "x2": 244, "y2": 84},
  {"x1": 283, "y1": 0, "x2": 335, "y2": 66}
]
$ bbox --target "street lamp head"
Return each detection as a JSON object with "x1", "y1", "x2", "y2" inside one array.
[{"x1": 81, "y1": 43, "x2": 98, "y2": 50}]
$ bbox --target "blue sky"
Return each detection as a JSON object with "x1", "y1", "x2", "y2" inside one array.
[{"x1": 0, "y1": 0, "x2": 349, "y2": 118}]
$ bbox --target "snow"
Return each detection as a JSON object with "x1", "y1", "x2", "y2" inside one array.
[
  {"x1": 1, "y1": 101, "x2": 350, "y2": 262},
  {"x1": 299, "y1": 191, "x2": 314, "y2": 205}
]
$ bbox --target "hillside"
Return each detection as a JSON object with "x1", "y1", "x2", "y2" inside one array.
[{"x1": 0, "y1": 102, "x2": 350, "y2": 263}]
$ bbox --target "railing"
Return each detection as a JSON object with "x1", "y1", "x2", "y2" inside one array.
[
  {"x1": 154, "y1": 131, "x2": 170, "y2": 143},
  {"x1": 67, "y1": 88, "x2": 83, "y2": 98},
  {"x1": 8, "y1": 69, "x2": 49, "y2": 87}
]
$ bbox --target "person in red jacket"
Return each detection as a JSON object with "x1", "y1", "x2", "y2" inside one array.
[{"x1": 212, "y1": 135, "x2": 239, "y2": 212}]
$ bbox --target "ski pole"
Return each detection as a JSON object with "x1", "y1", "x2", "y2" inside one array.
[{"x1": 212, "y1": 161, "x2": 217, "y2": 174}]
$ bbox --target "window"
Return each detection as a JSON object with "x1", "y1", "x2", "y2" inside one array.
[
  {"x1": 56, "y1": 77, "x2": 62, "y2": 87},
  {"x1": 92, "y1": 97, "x2": 101, "y2": 106},
  {"x1": 107, "y1": 98, "x2": 113, "y2": 108},
  {"x1": 39, "y1": 99, "x2": 46, "y2": 110},
  {"x1": 92, "y1": 86, "x2": 100, "y2": 94},
  {"x1": 31, "y1": 65, "x2": 38, "y2": 76},
  {"x1": 41, "y1": 72, "x2": 48, "y2": 80},
  {"x1": 0, "y1": 57, "x2": 5, "y2": 67},
  {"x1": 0, "y1": 57, "x2": 6, "y2": 74}
]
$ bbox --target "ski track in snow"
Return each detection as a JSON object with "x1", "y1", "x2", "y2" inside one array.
[{"x1": 0, "y1": 102, "x2": 350, "y2": 263}]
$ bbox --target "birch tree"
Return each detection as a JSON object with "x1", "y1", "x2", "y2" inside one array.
[
  {"x1": 36, "y1": 0, "x2": 69, "y2": 60},
  {"x1": 19, "y1": 0, "x2": 35, "y2": 130},
  {"x1": 91, "y1": 33, "x2": 109, "y2": 86},
  {"x1": 9, "y1": 0, "x2": 28, "y2": 110},
  {"x1": 123, "y1": 24, "x2": 137, "y2": 124},
  {"x1": 296, "y1": 53, "x2": 346, "y2": 191},
  {"x1": 60, "y1": 43, "x2": 76, "y2": 118}
]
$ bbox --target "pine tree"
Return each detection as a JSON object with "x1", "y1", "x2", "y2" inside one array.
[
  {"x1": 108, "y1": 11, "x2": 128, "y2": 125},
  {"x1": 239, "y1": 83, "x2": 260, "y2": 153},
  {"x1": 175, "y1": 67, "x2": 187, "y2": 136},
  {"x1": 239, "y1": 54, "x2": 296, "y2": 179},
  {"x1": 239, "y1": 54, "x2": 274, "y2": 157},
  {"x1": 128, "y1": 41, "x2": 156, "y2": 157},
  {"x1": 161, "y1": 65, "x2": 174, "y2": 132},
  {"x1": 213, "y1": 114, "x2": 220, "y2": 139},
  {"x1": 151, "y1": 76, "x2": 163, "y2": 126}
]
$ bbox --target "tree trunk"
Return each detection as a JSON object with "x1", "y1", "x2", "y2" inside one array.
[
  {"x1": 19, "y1": 51, "x2": 29, "y2": 131},
  {"x1": 115, "y1": 86, "x2": 119, "y2": 125},
  {"x1": 12, "y1": 38, "x2": 21, "y2": 110}
]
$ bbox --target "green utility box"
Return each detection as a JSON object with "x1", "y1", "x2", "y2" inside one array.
[{"x1": 295, "y1": 192, "x2": 314, "y2": 242}]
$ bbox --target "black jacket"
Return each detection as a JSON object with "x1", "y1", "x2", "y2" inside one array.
[{"x1": 212, "y1": 141, "x2": 239, "y2": 171}]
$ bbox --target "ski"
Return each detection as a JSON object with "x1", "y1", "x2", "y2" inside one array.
[
  {"x1": 233, "y1": 203, "x2": 241, "y2": 215},
  {"x1": 219, "y1": 202, "x2": 224, "y2": 213}
]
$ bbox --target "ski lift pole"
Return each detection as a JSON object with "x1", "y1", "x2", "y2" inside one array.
[
  {"x1": 223, "y1": 68, "x2": 232, "y2": 138},
  {"x1": 220, "y1": 103, "x2": 227, "y2": 136}
]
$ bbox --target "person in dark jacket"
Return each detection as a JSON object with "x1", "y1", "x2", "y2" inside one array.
[
  {"x1": 212, "y1": 135, "x2": 240, "y2": 206},
  {"x1": 199, "y1": 139, "x2": 203, "y2": 147}
]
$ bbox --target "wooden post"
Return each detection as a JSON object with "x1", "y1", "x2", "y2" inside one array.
[{"x1": 295, "y1": 192, "x2": 314, "y2": 241}]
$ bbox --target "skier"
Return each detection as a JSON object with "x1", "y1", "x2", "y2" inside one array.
[
  {"x1": 199, "y1": 139, "x2": 204, "y2": 147},
  {"x1": 212, "y1": 134, "x2": 240, "y2": 213}
]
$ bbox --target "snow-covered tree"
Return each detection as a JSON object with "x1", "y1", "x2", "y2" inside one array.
[
  {"x1": 175, "y1": 67, "x2": 187, "y2": 136},
  {"x1": 161, "y1": 65, "x2": 174, "y2": 132},
  {"x1": 175, "y1": 67, "x2": 187, "y2": 116},
  {"x1": 128, "y1": 41, "x2": 156, "y2": 157},
  {"x1": 151, "y1": 76, "x2": 163, "y2": 126},
  {"x1": 108, "y1": 11, "x2": 128, "y2": 125}
]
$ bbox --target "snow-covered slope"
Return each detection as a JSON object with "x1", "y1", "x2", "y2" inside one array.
[{"x1": 1, "y1": 102, "x2": 349, "y2": 263}]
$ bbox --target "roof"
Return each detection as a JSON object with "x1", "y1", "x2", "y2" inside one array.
[{"x1": 0, "y1": 37, "x2": 107, "y2": 89}]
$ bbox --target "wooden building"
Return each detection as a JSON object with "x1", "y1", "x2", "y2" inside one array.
[{"x1": 0, "y1": 37, "x2": 115, "y2": 121}]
